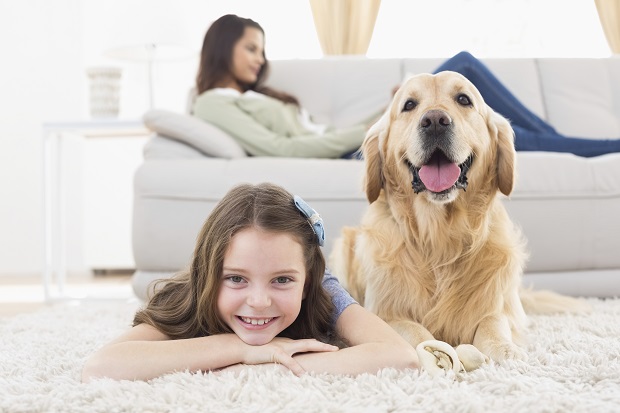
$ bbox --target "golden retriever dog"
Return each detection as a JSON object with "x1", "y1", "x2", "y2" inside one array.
[{"x1": 330, "y1": 71, "x2": 587, "y2": 372}]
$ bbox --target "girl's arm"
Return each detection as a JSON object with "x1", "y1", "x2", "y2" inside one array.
[
  {"x1": 81, "y1": 323, "x2": 337, "y2": 382},
  {"x1": 292, "y1": 304, "x2": 419, "y2": 375}
]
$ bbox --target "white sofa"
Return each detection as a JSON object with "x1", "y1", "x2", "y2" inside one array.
[{"x1": 132, "y1": 56, "x2": 620, "y2": 300}]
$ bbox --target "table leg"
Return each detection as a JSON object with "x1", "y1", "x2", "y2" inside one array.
[
  {"x1": 42, "y1": 129, "x2": 68, "y2": 302},
  {"x1": 42, "y1": 128, "x2": 53, "y2": 302}
]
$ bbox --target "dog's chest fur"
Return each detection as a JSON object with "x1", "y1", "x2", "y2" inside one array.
[{"x1": 360, "y1": 194, "x2": 514, "y2": 344}]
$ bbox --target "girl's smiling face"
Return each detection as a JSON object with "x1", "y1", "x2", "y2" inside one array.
[{"x1": 217, "y1": 227, "x2": 306, "y2": 345}]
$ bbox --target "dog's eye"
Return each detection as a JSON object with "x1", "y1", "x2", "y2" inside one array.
[
  {"x1": 403, "y1": 99, "x2": 417, "y2": 112},
  {"x1": 456, "y1": 94, "x2": 472, "y2": 106}
]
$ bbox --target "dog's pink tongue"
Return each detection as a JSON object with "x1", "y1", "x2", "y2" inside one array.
[{"x1": 419, "y1": 159, "x2": 461, "y2": 193}]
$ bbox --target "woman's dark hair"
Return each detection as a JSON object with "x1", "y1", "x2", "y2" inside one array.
[
  {"x1": 195, "y1": 14, "x2": 298, "y2": 105},
  {"x1": 133, "y1": 183, "x2": 337, "y2": 345}
]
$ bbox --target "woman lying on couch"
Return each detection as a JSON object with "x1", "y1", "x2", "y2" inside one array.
[{"x1": 193, "y1": 14, "x2": 620, "y2": 159}]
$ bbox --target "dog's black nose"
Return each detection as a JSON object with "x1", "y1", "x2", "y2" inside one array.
[{"x1": 420, "y1": 110, "x2": 452, "y2": 130}]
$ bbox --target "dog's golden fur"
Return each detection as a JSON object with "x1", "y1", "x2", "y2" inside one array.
[{"x1": 330, "y1": 71, "x2": 584, "y2": 362}]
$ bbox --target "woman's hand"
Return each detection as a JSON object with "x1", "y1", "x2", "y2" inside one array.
[{"x1": 242, "y1": 337, "x2": 338, "y2": 376}]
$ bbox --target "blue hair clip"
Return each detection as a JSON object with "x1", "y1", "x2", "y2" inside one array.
[{"x1": 294, "y1": 195, "x2": 325, "y2": 247}]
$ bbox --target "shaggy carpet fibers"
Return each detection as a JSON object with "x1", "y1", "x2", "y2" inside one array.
[{"x1": 1, "y1": 298, "x2": 620, "y2": 413}]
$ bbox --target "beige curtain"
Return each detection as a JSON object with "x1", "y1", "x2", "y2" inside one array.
[
  {"x1": 309, "y1": 0, "x2": 381, "y2": 55},
  {"x1": 595, "y1": 0, "x2": 620, "y2": 54}
]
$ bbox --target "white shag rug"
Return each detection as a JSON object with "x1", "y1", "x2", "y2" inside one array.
[{"x1": 2, "y1": 298, "x2": 620, "y2": 413}]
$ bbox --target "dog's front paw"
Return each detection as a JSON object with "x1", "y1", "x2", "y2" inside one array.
[
  {"x1": 455, "y1": 344, "x2": 489, "y2": 372},
  {"x1": 485, "y1": 342, "x2": 527, "y2": 363},
  {"x1": 416, "y1": 340, "x2": 461, "y2": 377}
]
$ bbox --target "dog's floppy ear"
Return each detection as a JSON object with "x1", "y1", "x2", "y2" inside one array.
[
  {"x1": 362, "y1": 114, "x2": 388, "y2": 204},
  {"x1": 490, "y1": 111, "x2": 516, "y2": 196}
]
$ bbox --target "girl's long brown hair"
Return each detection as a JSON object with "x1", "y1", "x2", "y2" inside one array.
[
  {"x1": 195, "y1": 14, "x2": 299, "y2": 106},
  {"x1": 133, "y1": 183, "x2": 336, "y2": 344}
]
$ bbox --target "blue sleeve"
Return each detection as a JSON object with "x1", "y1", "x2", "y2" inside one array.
[{"x1": 322, "y1": 268, "x2": 358, "y2": 324}]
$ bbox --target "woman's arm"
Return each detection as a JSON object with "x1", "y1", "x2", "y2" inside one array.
[
  {"x1": 81, "y1": 323, "x2": 337, "y2": 382},
  {"x1": 193, "y1": 92, "x2": 365, "y2": 158},
  {"x1": 292, "y1": 304, "x2": 419, "y2": 375}
]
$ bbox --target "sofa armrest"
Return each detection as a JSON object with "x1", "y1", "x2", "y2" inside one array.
[{"x1": 142, "y1": 109, "x2": 247, "y2": 158}]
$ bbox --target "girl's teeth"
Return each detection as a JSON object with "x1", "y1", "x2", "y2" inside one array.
[{"x1": 241, "y1": 317, "x2": 272, "y2": 325}]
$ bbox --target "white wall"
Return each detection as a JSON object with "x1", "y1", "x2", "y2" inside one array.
[
  {"x1": 0, "y1": 0, "x2": 611, "y2": 277},
  {"x1": 0, "y1": 0, "x2": 84, "y2": 276},
  {"x1": 369, "y1": 0, "x2": 610, "y2": 58}
]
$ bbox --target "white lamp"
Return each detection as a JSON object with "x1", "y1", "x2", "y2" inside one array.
[{"x1": 104, "y1": 44, "x2": 197, "y2": 109}]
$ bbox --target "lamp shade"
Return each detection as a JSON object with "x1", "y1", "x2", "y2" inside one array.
[{"x1": 103, "y1": 43, "x2": 197, "y2": 110}]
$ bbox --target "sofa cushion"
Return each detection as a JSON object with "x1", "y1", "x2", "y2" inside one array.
[
  {"x1": 401, "y1": 58, "x2": 547, "y2": 121},
  {"x1": 268, "y1": 58, "x2": 401, "y2": 128},
  {"x1": 134, "y1": 158, "x2": 366, "y2": 200},
  {"x1": 142, "y1": 109, "x2": 247, "y2": 158},
  {"x1": 538, "y1": 59, "x2": 620, "y2": 138},
  {"x1": 506, "y1": 152, "x2": 620, "y2": 272},
  {"x1": 133, "y1": 157, "x2": 368, "y2": 259}
]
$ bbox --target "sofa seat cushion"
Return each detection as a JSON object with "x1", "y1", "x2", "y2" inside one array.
[
  {"x1": 513, "y1": 152, "x2": 620, "y2": 197},
  {"x1": 135, "y1": 158, "x2": 366, "y2": 201},
  {"x1": 505, "y1": 152, "x2": 620, "y2": 272},
  {"x1": 133, "y1": 158, "x2": 368, "y2": 269}
]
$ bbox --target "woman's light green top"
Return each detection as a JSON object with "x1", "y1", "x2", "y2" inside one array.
[{"x1": 192, "y1": 88, "x2": 366, "y2": 158}]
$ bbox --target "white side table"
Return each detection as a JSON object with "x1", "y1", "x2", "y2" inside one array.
[{"x1": 41, "y1": 119, "x2": 150, "y2": 302}]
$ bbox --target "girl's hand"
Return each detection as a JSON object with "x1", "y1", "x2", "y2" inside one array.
[{"x1": 243, "y1": 337, "x2": 338, "y2": 376}]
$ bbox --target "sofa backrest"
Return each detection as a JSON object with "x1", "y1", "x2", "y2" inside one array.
[
  {"x1": 537, "y1": 58, "x2": 620, "y2": 138},
  {"x1": 267, "y1": 57, "x2": 401, "y2": 128},
  {"x1": 149, "y1": 57, "x2": 620, "y2": 159},
  {"x1": 401, "y1": 58, "x2": 548, "y2": 121},
  {"x1": 267, "y1": 56, "x2": 620, "y2": 139}
]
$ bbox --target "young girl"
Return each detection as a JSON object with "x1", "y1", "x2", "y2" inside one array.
[
  {"x1": 82, "y1": 183, "x2": 418, "y2": 382},
  {"x1": 194, "y1": 14, "x2": 620, "y2": 159}
]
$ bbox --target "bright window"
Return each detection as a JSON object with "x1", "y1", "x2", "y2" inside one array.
[{"x1": 258, "y1": 0, "x2": 611, "y2": 59}]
